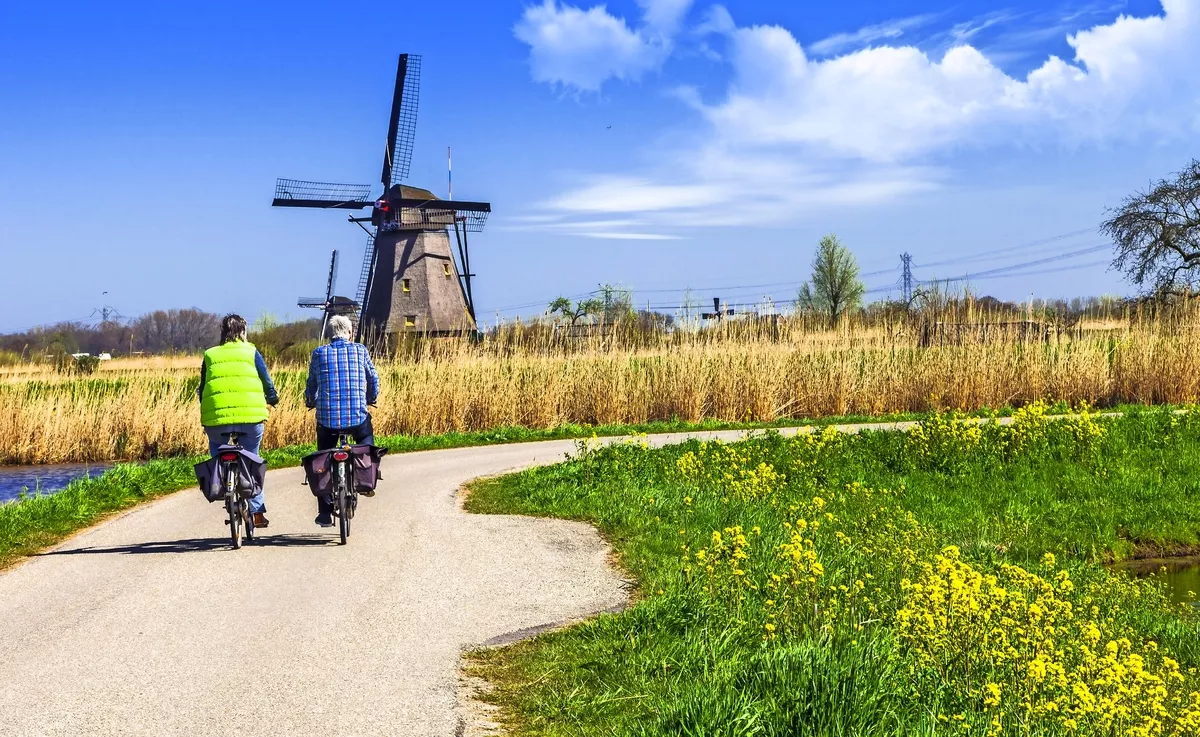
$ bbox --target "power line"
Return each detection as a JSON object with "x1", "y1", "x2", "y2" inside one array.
[
  {"x1": 914, "y1": 227, "x2": 1097, "y2": 269},
  {"x1": 638, "y1": 256, "x2": 1109, "y2": 313},
  {"x1": 482, "y1": 231, "x2": 1111, "y2": 318},
  {"x1": 924, "y1": 244, "x2": 1111, "y2": 283},
  {"x1": 951, "y1": 259, "x2": 1110, "y2": 282}
]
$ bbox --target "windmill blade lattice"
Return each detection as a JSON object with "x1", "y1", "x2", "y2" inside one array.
[
  {"x1": 355, "y1": 232, "x2": 376, "y2": 310},
  {"x1": 382, "y1": 54, "x2": 421, "y2": 187},
  {"x1": 325, "y1": 251, "x2": 339, "y2": 303},
  {"x1": 273, "y1": 179, "x2": 373, "y2": 209}
]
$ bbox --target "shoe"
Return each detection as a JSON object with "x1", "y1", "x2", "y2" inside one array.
[
  {"x1": 252, "y1": 513, "x2": 269, "y2": 528},
  {"x1": 359, "y1": 489, "x2": 375, "y2": 497},
  {"x1": 315, "y1": 513, "x2": 334, "y2": 528}
]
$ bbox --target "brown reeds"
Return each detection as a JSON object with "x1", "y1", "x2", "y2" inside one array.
[{"x1": 3, "y1": 302, "x2": 1200, "y2": 464}]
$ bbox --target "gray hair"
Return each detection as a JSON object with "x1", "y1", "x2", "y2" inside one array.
[{"x1": 327, "y1": 315, "x2": 353, "y2": 340}]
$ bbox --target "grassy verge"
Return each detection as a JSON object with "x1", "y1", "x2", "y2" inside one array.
[
  {"x1": 464, "y1": 403, "x2": 1200, "y2": 736},
  {"x1": 0, "y1": 408, "x2": 1003, "y2": 570},
  {"x1": 0, "y1": 401, "x2": 1175, "y2": 570}
]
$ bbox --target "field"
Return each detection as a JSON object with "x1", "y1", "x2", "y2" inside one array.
[
  {"x1": 4, "y1": 306, "x2": 1200, "y2": 464},
  {"x1": 465, "y1": 404, "x2": 1200, "y2": 736}
]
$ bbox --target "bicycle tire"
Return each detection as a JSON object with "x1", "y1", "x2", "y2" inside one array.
[
  {"x1": 244, "y1": 499, "x2": 255, "y2": 542},
  {"x1": 338, "y1": 464, "x2": 350, "y2": 545},
  {"x1": 226, "y1": 466, "x2": 242, "y2": 550}
]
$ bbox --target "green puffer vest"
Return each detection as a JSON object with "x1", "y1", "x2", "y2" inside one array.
[{"x1": 200, "y1": 341, "x2": 268, "y2": 427}]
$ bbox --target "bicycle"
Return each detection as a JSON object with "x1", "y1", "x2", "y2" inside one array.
[
  {"x1": 217, "y1": 431, "x2": 255, "y2": 549},
  {"x1": 329, "y1": 433, "x2": 356, "y2": 545}
]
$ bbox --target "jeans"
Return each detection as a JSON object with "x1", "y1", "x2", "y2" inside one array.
[
  {"x1": 315, "y1": 416, "x2": 374, "y2": 515},
  {"x1": 205, "y1": 422, "x2": 266, "y2": 514},
  {"x1": 316, "y1": 415, "x2": 375, "y2": 451}
]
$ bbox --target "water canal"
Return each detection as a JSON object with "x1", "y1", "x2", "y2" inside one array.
[
  {"x1": 1116, "y1": 557, "x2": 1200, "y2": 606},
  {"x1": 0, "y1": 464, "x2": 111, "y2": 504}
]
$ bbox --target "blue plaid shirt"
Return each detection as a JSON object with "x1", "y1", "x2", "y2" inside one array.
[{"x1": 305, "y1": 338, "x2": 380, "y2": 430}]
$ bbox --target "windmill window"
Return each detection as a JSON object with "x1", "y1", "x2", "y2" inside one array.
[
  {"x1": 402, "y1": 278, "x2": 411, "y2": 292},
  {"x1": 405, "y1": 315, "x2": 416, "y2": 327},
  {"x1": 443, "y1": 263, "x2": 452, "y2": 278}
]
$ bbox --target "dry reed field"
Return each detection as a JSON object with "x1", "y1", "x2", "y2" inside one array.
[{"x1": 3, "y1": 304, "x2": 1200, "y2": 464}]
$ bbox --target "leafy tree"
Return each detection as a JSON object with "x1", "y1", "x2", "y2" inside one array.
[
  {"x1": 548, "y1": 296, "x2": 603, "y2": 327},
  {"x1": 797, "y1": 234, "x2": 865, "y2": 326},
  {"x1": 1103, "y1": 159, "x2": 1200, "y2": 298}
]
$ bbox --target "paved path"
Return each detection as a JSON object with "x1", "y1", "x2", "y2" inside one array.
[{"x1": 0, "y1": 420, "x2": 1001, "y2": 736}]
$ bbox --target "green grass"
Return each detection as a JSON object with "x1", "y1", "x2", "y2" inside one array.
[
  {"x1": 0, "y1": 401, "x2": 1173, "y2": 571},
  {"x1": 0, "y1": 408, "x2": 992, "y2": 570},
  {"x1": 464, "y1": 405, "x2": 1200, "y2": 736}
]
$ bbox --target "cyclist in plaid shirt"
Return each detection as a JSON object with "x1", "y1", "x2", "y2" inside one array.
[{"x1": 305, "y1": 315, "x2": 380, "y2": 527}]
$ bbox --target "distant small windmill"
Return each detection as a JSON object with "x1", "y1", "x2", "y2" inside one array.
[
  {"x1": 297, "y1": 250, "x2": 358, "y2": 337},
  {"x1": 272, "y1": 53, "x2": 492, "y2": 341}
]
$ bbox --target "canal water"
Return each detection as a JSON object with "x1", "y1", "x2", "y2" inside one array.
[
  {"x1": 0, "y1": 464, "x2": 112, "y2": 504},
  {"x1": 1117, "y1": 558, "x2": 1200, "y2": 606}
]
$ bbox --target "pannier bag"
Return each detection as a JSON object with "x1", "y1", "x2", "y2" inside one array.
[
  {"x1": 301, "y1": 449, "x2": 335, "y2": 499},
  {"x1": 194, "y1": 446, "x2": 267, "y2": 503},
  {"x1": 301, "y1": 445, "x2": 388, "y2": 498},
  {"x1": 350, "y1": 444, "x2": 388, "y2": 494}
]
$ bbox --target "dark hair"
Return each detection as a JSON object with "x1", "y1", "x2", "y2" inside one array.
[{"x1": 220, "y1": 314, "x2": 248, "y2": 344}]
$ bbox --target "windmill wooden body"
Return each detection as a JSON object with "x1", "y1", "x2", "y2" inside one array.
[{"x1": 272, "y1": 54, "x2": 490, "y2": 340}]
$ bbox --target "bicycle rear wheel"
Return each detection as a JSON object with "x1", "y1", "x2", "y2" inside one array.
[
  {"x1": 226, "y1": 466, "x2": 242, "y2": 549},
  {"x1": 227, "y1": 500, "x2": 242, "y2": 550},
  {"x1": 337, "y1": 465, "x2": 350, "y2": 545}
]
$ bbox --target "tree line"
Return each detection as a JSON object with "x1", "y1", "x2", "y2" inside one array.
[{"x1": 0, "y1": 310, "x2": 322, "y2": 363}]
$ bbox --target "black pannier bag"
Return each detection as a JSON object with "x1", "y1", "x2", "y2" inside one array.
[
  {"x1": 301, "y1": 449, "x2": 335, "y2": 499},
  {"x1": 194, "y1": 446, "x2": 267, "y2": 503},
  {"x1": 350, "y1": 444, "x2": 388, "y2": 494},
  {"x1": 302, "y1": 445, "x2": 387, "y2": 497}
]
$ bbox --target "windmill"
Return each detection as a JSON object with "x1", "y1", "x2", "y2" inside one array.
[
  {"x1": 297, "y1": 250, "x2": 358, "y2": 337},
  {"x1": 272, "y1": 53, "x2": 491, "y2": 341}
]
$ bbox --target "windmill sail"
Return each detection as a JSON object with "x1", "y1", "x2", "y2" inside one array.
[
  {"x1": 381, "y1": 54, "x2": 421, "y2": 188},
  {"x1": 273, "y1": 179, "x2": 373, "y2": 209},
  {"x1": 325, "y1": 250, "x2": 339, "y2": 303},
  {"x1": 355, "y1": 232, "x2": 376, "y2": 311}
]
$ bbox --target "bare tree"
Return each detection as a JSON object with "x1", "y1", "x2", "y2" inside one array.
[
  {"x1": 1103, "y1": 159, "x2": 1200, "y2": 298},
  {"x1": 797, "y1": 234, "x2": 865, "y2": 326},
  {"x1": 131, "y1": 309, "x2": 221, "y2": 352}
]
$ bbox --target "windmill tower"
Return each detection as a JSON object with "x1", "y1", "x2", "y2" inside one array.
[
  {"x1": 298, "y1": 250, "x2": 359, "y2": 337},
  {"x1": 272, "y1": 53, "x2": 491, "y2": 340}
]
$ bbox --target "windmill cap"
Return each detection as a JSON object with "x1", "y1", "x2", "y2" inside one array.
[{"x1": 385, "y1": 184, "x2": 439, "y2": 201}]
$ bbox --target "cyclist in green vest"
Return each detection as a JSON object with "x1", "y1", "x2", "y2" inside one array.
[{"x1": 197, "y1": 314, "x2": 279, "y2": 528}]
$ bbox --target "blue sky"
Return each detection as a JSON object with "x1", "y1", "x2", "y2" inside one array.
[{"x1": 1, "y1": 0, "x2": 1196, "y2": 331}]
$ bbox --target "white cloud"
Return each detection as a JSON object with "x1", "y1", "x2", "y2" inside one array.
[
  {"x1": 578, "y1": 232, "x2": 685, "y2": 240},
  {"x1": 705, "y1": 0, "x2": 1200, "y2": 161},
  {"x1": 808, "y1": 14, "x2": 939, "y2": 57},
  {"x1": 514, "y1": 0, "x2": 694, "y2": 91},
  {"x1": 518, "y1": 0, "x2": 1200, "y2": 233},
  {"x1": 694, "y1": 4, "x2": 735, "y2": 36},
  {"x1": 637, "y1": 0, "x2": 693, "y2": 32},
  {"x1": 537, "y1": 155, "x2": 941, "y2": 228}
]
